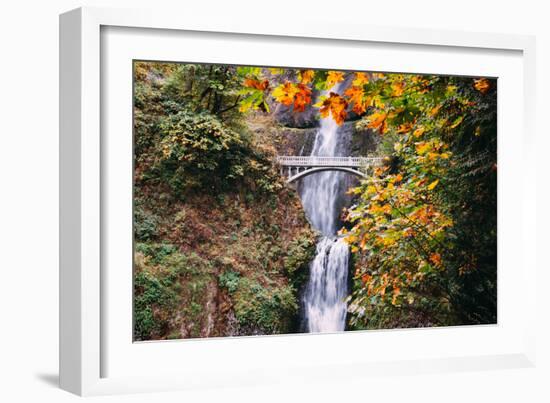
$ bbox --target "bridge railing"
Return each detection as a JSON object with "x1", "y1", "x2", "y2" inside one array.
[{"x1": 276, "y1": 156, "x2": 383, "y2": 167}]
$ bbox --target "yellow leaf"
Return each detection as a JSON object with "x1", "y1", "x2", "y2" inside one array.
[
  {"x1": 391, "y1": 80, "x2": 405, "y2": 96},
  {"x1": 353, "y1": 72, "x2": 370, "y2": 86},
  {"x1": 415, "y1": 142, "x2": 430, "y2": 155},
  {"x1": 326, "y1": 71, "x2": 345, "y2": 88},
  {"x1": 268, "y1": 68, "x2": 284, "y2": 75},
  {"x1": 427, "y1": 179, "x2": 439, "y2": 190},
  {"x1": 427, "y1": 152, "x2": 439, "y2": 161},
  {"x1": 371, "y1": 95, "x2": 385, "y2": 109},
  {"x1": 298, "y1": 69, "x2": 315, "y2": 84},
  {"x1": 446, "y1": 85, "x2": 457, "y2": 95},
  {"x1": 272, "y1": 82, "x2": 298, "y2": 105},
  {"x1": 413, "y1": 127, "x2": 425, "y2": 138},
  {"x1": 450, "y1": 116, "x2": 464, "y2": 129}
]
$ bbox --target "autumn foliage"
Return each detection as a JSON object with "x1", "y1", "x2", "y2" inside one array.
[
  {"x1": 135, "y1": 61, "x2": 497, "y2": 336},
  {"x1": 272, "y1": 82, "x2": 312, "y2": 112},
  {"x1": 318, "y1": 92, "x2": 348, "y2": 125},
  {"x1": 238, "y1": 66, "x2": 497, "y2": 329}
]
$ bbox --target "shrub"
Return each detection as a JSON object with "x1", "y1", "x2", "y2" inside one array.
[
  {"x1": 156, "y1": 109, "x2": 249, "y2": 192},
  {"x1": 134, "y1": 268, "x2": 177, "y2": 340},
  {"x1": 133, "y1": 246, "x2": 215, "y2": 340},
  {"x1": 134, "y1": 206, "x2": 159, "y2": 241},
  {"x1": 284, "y1": 231, "x2": 317, "y2": 288},
  {"x1": 233, "y1": 277, "x2": 298, "y2": 334},
  {"x1": 218, "y1": 271, "x2": 240, "y2": 294},
  {"x1": 135, "y1": 242, "x2": 178, "y2": 265}
]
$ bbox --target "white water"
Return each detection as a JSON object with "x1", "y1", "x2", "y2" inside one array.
[
  {"x1": 300, "y1": 91, "x2": 351, "y2": 333},
  {"x1": 303, "y1": 237, "x2": 350, "y2": 332}
]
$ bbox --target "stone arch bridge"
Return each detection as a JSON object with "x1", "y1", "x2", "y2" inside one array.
[{"x1": 276, "y1": 156, "x2": 383, "y2": 184}]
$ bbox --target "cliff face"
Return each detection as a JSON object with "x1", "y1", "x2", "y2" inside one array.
[
  {"x1": 247, "y1": 112, "x2": 379, "y2": 159},
  {"x1": 246, "y1": 106, "x2": 380, "y2": 233},
  {"x1": 134, "y1": 108, "x2": 319, "y2": 341},
  {"x1": 135, "y1": 173, "x2": 318, "y2": 339}
]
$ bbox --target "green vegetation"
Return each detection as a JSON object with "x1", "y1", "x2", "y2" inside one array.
[
  {"x1": 232, "y1": 276, "x2": 297, "y2": 334},
  {"x1": 134, "y1": 61, "x2": 497, "y2": 339},
  {"x1": 342, "y1": 75, "x2": 497, "y2": 329},
  {"x1": 133, "y1": 62, "x2": 316, "y2": 340},
  {"x1": 284, "y1": 233, "x2": 317, "y2": 289},
  {"x1": 246, "y1": 68, "x2": 497, "y2": 329},
  {"x1": 134, "y1": 244, "x2": 214, "y2": 339}
]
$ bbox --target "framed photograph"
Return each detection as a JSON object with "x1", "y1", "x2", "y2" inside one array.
[{"x1": 60, "y1": 6, "x2": 537, "y2": 396}]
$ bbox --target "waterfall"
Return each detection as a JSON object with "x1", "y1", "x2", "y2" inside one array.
[
  {"x1": 302, "y1": 237, "x2": 350, "y2": 332},
  {"x1": 299, "y1": 88, "x2": 351, "y2": 333}
]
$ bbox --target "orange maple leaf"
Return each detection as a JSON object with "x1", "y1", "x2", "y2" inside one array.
[
  {"x1": 413, "y1": 127, "x2": 426, "y2": 138},
  {"x1": 391, "y1": 80, "x2": 405, "y2": 96},
  {"x1": 243, "y1": 78, "x2": 269, "y2": 91},
  {"x1": 429, "y1": 252, "x2": 442, "y2": 266},
  {"x1": 293, "y1": 83, "x2": 312, "y2": 112},
  {"x1": 473, "y1": 78, "x2": 491, "y2": 94},
  {"x1": 361, "y1": 273, "x2": 371, "y2": 285},
  {"x1": 299, "y1": 69, "x2": 315, "y2": 84},
  {"x1": 319, "y1": 92, "x2": 348, "y2": 125},
  {"x1": 272, "y1": 82, "x2": 312, "y2": 112},
  {"x1": 397, "y1": 122, "x2": 414, "y2": 134},
  {"x1": 366, "y1": 111, "x2": 388, "y2": 134},
  {"x1": 428, "y1": 105, "x2": 441, "y2": 117},
  {"x1": 344, "y1": 85, "x2": 368, "y2": 114},
  {"x1": 392, "y1": 286, "x2": 401, "y2": 305}
]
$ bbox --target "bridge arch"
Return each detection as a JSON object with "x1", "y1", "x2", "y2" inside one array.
[{"x1": 287, "y1": 166, "x2": 366, "y2": 183}]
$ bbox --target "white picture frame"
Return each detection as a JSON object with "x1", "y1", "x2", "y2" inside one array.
[{"x1": 60, "y1": 6, "x2": 537, "y2": 396}]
